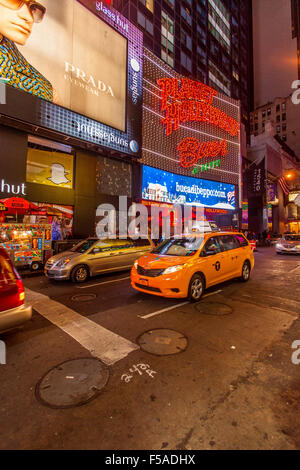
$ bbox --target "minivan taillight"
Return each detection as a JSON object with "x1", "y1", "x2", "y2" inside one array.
[{"x1": 16, "y1": 279, "x2": 25, "y2": 305}]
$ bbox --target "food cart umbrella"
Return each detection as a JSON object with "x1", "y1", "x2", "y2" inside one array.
[{"x1": 0, "y1": 198, "x2": 39, "y2": 217}]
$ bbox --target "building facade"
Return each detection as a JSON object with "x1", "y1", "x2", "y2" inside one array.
[
  {"x1": 140, "y1": 48, "x2": 242, "y2": 231},
  {"x1": 250, "y1": 94, "x2": 300, "y2": 159},
  {"x1": 0, "y1": 0, "x2": 143, "y2": 268},
  {"x1": 252, "y1": 0, "x2": 299, "y2": 108},
  {"x1": 113, "y1": 0, "x2": 253, "y2": 136},
  {"x1": 245, "y1": 122, "x2": 300, "y2": 235}
]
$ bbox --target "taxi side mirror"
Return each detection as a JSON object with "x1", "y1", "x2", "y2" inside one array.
[{"x1": 201, "y1": 248, "x2": 217, "y2": 257}]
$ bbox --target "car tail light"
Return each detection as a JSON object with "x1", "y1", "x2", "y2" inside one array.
[{"x1": 16, "y1": 279, "x2": 25, "y2": 305}]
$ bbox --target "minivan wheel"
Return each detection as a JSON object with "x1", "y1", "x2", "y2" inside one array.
[
  {"x1": 241, "y1": 261, "x2": 251, "y2": 282},
  {"x1": 71, "y1": 265, "x2": 89, "y2": 283},
  {"x1": 188, "y1": 273, "x2": 205, "y2": 302}
]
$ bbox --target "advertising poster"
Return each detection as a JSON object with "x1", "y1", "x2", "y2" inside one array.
[
  {"x1": 26, "y1": 149, "x2": 74, "y2": 189},
  {"x1": 0, "y1": 0, "x2": 143, "y2": 156},
  {"x1": 142, "y1": 165, "x2": 236, "y2": 210},
  {"x1": 15, "y1": 0, "x2": 127, "y2": 131}
]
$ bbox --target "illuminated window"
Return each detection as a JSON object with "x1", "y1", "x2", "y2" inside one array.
[
  {"x1": 282, "y1": 102, "x2": 286, "y2": 111},
  {"x1": 197, "y1": 24, "x2": 207, "y2": 45},
  {"x1": 282, "y1": 135, "x2": 287, "y2": 141},
  {"x1": 181, "y1": 6, "x2": 192, "y2": 26},
  {"x1": 181, "y1": 51, "x2": 192, "y2": 72},
  {"x1": 181, "y1": 30, "x2": 192, "y2": 50},
  {"x1": 165, "y1": 0, "x2": 174, "y2": 7},
  {"x1": 197, "y1": 4, "x2": 206, "y2": 24},
  {"x1": 161, "y1": 11, "x2": 174, "y2": 67},
  {"x1": 138, "y1": 11, "x2": 153, "y2": 35},
  {"x1": 197, "y1": 46, "x2": 206, "y2": 66},
  {"x1": 232, "y1": 69, "x2": 239, "y2": 81},
  {"x1": 208, "y1": 60, "x2": 230, "y2": 96},
  {"x1": 208, "y1": 0, "x2": 231, "y2": 54},
  {"x1": 276, "y1": 125, "x2": 280, "y2": 133},
  {"x1": 139, "y1": 0, "x2": 154, "y2": 13}
]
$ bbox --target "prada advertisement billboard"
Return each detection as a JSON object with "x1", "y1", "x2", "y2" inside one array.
[{"x1": 0, "y1": 0, "x2": 143, "y2": 156}]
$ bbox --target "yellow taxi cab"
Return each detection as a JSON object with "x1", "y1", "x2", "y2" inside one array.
[{"x1": 131, "y1": 232, "x2": 254, "y2": 302}]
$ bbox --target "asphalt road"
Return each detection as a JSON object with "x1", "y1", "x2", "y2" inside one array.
[{"x1": 0, "y1": 247, "x2": 300, "y2": 450}]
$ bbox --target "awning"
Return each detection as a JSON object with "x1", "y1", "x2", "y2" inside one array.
[{"x1": 0, "y1": 198, "x2": 39, "y2": 214}]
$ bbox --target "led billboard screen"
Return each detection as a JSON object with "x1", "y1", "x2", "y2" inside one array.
[
  {"x1": 142, "y1": 165, "x2": 236, "y2": 210},
  {"x1": 142, "y1": 49, "x2": 241, "y2": 204},
  {"x1": 0, "y1": 0, "x2": 143, "y2": 156}
]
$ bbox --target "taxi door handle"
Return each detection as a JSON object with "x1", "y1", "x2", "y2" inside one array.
[{"x1": 231, "y1": 256, "x2": 238, "y2": 260}]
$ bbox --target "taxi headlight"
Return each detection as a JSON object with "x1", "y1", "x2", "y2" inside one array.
[
  {"x1": 164, "y1": 264, "x2": 186, "y2": 275},
  {"x1": 134, "y1": 260, "x2": 138, "y2": 269},
  {"x1": 276, "y1": 243, "x2": 284, "y2": 249}
]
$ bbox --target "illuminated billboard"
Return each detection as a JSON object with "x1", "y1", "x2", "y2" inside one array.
[
  {"x1": 142, "y1": 49, "x2": 241, "y2": 205},
  {"x1": 0, "y1": 0, "x2": 143, "y2": 156},
  {"x1": 142, "y1": 165, "x2": 236, "y2": 210}
]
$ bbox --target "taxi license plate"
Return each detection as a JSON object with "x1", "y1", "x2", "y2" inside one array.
[{"x1": 139, "y1": 278, "x2": 148, "y2": 286}]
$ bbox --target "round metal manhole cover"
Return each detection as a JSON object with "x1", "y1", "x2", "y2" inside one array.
[
  {"x1": 35, "y1": 358, "x2": 109, "y2": 409},
  {"x1": 137, "y1": 329, "x2": 188, "y2": 356},
  {"x1": 194, "y1": 301, "x2": 233, "y2": 316},
  {"x1": 70, "y1": 293, "x2": 97, "y2": 302}
]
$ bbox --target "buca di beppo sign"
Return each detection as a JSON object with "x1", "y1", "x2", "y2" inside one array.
[{"x1": 157, "y1": 78, "x2": 239, "y2": 170}]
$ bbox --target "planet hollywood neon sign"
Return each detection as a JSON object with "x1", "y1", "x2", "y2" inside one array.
[{"x1": 157, "y1": 78, "x2": 239, "y2": 169}]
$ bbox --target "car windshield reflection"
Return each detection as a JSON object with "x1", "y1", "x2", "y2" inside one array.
[
  {"x1": 152, "y1": 237, "x2": 204, "y2": 257},
  {"x1": 70, "y1": 239, "x2": 97, "y2": 253}
]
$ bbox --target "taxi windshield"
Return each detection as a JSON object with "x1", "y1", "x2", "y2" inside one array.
[{"x1": 152, "y1": 237, "x2": 204, "y2": 257}]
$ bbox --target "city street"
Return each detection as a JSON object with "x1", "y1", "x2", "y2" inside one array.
[{"x1": 0, "y1": 247, "x2": 299, "y2": 450}]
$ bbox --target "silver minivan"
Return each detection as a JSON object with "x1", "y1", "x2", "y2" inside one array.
[{"x1": 45, "y1": 238, "x2": 154, "y2": 283}]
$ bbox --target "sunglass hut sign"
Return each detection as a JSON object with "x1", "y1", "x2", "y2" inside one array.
[{"x1": 157, "y1": 78, "x2": 239, "y2": 172}]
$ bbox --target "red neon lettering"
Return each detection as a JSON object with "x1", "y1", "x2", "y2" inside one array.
[
  {"x1": 177, "y1": 138, "x2": 228, "y2": 168},
  {"x1": 177, "y1": 138, "x2": 200, "y2": 168},
  {"x1": 162, "y1": 102, "x2": 180, "y2": 135},
  {"x1": 156, "y1": 77, "x2": 239, "y2": 137}
]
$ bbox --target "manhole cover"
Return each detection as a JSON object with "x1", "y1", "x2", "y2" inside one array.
[
  {"x1": 71, "y1": 293, "x2": 97, "y2": 302},
  {"x1": 137, "y1": 329, "x2": 188, "y2": 356},
  {"x1": 35, "y1": 358, "x2": 109, "y2": 409},
  {"x1": 194, "y1": 301, "x2": 233, "y2": 316}
]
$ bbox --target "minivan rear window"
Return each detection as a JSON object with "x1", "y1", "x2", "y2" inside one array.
[{"x1": 234, "y1": 234, "x2": 249, "y2": 247}]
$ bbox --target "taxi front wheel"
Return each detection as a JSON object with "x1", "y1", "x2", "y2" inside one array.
[{"x1": 188, "y1": 273, "x2": 205, "y2": 302}]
